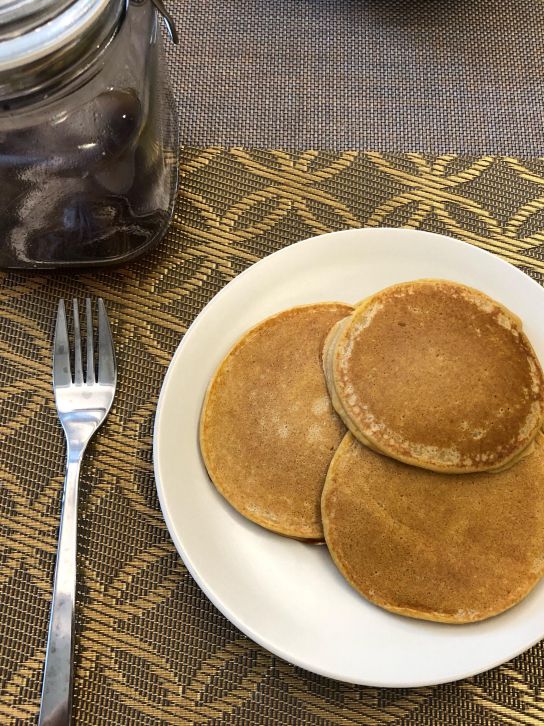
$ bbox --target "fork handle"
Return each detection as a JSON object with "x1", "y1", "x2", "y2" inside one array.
[{"x1": 39, "y1": 458, "x2": 81, "y2": 726}]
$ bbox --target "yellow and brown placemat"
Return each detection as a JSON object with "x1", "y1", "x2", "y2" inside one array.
[{"x1": 2, "y1": 148, "x2": 544, "y2": 725}]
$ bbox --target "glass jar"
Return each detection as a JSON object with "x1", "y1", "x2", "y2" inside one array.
[{"x1": 0, "y1": 0, "x2": 179, "y2": 268}]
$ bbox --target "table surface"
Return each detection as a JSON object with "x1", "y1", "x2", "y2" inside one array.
[
  {"x1": 2, "y1": 1, "x2": 544, "y2": 723},
  {"x1": 167, "y1": 0, "x2": 544, "y2": 153}
]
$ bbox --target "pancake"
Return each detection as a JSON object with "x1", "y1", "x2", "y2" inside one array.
[
  {"x1": 322, "y1": 433, "x2": 544, "y2": 623},
  {"x1": 326, "y1": 280, "x2": 544, "y2": 473},
  {"x1": 323, "y1": 313, "x2": 538, "y2": 470},
  {"x1": 200, "y1": 303, "x2": 352, "y2": 540}
]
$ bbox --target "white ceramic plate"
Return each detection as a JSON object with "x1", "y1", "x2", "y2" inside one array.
[{"x1": 154, "y1": 228, "x2": 544, "y2": 687}]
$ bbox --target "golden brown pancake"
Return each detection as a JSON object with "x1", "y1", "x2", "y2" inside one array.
[
  {"x1": 322, "y1": 433, "x2": 544, "y2": 623},
  {"x1": 326, "y1": 280, "x2": 544, "y2": 473},
  {"x1": 200, "y1": 303, "x2": 352, "y2": 540}
]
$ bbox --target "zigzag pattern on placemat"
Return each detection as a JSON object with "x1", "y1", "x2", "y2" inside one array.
[{"x1": 1, "y1": 148, "x2": 544, "y2": 725}]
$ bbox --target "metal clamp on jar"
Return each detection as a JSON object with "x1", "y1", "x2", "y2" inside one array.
[{"x1": 0, "y1": 0, "x2": 180, "y2": 268}]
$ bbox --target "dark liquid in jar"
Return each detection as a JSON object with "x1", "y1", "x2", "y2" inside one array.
[{"x1": 0, "y1": 88, "x2": 174, "y2": 267}]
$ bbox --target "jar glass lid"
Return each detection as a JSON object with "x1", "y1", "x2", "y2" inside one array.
[
  {"x1": 0, "y1": 1, "x2": 76, "y2": 36},
  {"x1": 0, "y1": 0, "x2": 126, "y2": 102}
]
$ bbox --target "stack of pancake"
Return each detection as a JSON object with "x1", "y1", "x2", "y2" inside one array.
[{"x1": 200, "y1": 280, "x2": 544, "y2": 623}]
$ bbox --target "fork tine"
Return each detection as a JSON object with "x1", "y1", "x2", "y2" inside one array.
[
  {"x1": 85, "y1": 298, "x2": 95, "y2": 384},
  {"x1": 97, "y1": 299, "x2": 116, "y2": 385},
  {"x1": 53, "y1": 300, "x2": 71, "y2": 387},
  {"x1": 72, "y1": 299, "x2": 83, "y2": 385}
]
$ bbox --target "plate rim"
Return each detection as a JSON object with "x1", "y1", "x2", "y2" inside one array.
[{"x1": 153, "y1": 227, "x2": 544, "y2": 687}]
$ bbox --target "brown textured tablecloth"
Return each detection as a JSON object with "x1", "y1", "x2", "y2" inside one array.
[
  {"x1": 167, "y1": 0, "x2": 544, "y2": 153},
  {"x1": 2, "y1": 148, "x2": 544, "y2": 724}
]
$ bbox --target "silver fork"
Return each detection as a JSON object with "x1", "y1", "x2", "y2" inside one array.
[{"x1": 39, "y1": 299, "x2": 116, "y2": 726}]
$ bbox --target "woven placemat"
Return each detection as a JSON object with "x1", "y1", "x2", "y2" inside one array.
[
  {"x1": 1, "y1": 147, "x2": 544, "y2": 725},
  {"x1": 167, "y1": 0, "x2": 544, "y2": 154}
]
